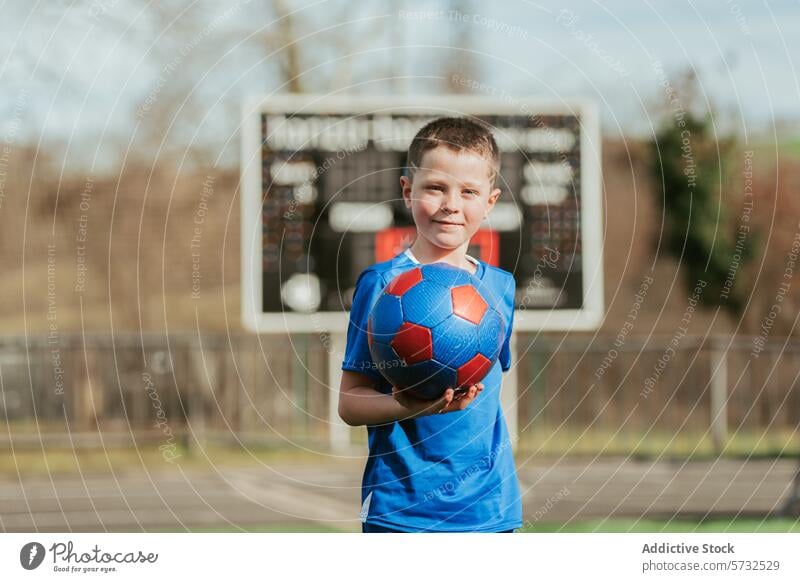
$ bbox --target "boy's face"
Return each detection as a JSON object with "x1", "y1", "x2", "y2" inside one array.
[{"x1": 400, "y1": 146, "x2": 501, "y2": 251}]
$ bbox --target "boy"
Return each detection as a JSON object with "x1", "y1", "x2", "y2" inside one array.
[{"x1": 338, "y1": 116, "x2": 522, "y2": 533}]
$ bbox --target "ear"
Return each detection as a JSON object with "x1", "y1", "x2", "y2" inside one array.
[
  {"x1": 485, "y1": 187, "x2": 501, "y2": 216},
  {"x1": 400, "y1": 175, "x2": 413, "y2": 208}
]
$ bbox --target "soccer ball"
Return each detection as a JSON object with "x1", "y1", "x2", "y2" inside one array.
[{"x1": 367, "y1": 263, "x2": 505, "y2": 400}]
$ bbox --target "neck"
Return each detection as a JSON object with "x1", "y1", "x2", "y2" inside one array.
[{"x1": 408, "y1": 238, "x2": 476, "y2": 274}]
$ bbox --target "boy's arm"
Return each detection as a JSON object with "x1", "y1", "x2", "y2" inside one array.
[
  {"x1": 499, "y1": 272, "x2": 516, "y2": 372},
  {"x1": 337, "y1": 370, "x2": 483, "y2": 426}
]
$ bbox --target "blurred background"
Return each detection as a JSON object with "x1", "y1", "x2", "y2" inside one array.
[{"x1": 1, "y1": 0, "x2": 799, "y2": 533}]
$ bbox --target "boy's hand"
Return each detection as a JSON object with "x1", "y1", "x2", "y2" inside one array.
[{"x1": 392, "y1": 383, "x2": 484, "y2": 419}]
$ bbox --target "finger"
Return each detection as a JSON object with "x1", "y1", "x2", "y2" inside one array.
[
  {"x1": 456, "y1": 388, "x2": 470, "y2": 404},
  {"x1": 462, "y1": 386, "x2": 478, "y2": 406},
  {"x1": 455, "y1": 386, "x2": 481, "y2": 410},
  {"x1": 448, "y1": 389, "x2": 469, "y2": 410},
  {"x1": 428, "y1": 390, "x2": 452, "y2": 413}
]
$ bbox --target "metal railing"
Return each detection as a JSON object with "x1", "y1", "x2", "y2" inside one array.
[{"x1": 1, "y1": 333, "x2": 798, "y2": 457}]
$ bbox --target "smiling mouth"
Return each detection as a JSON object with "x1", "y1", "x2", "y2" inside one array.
[{"x1": 433, "y1": 219, "x2": 464, "y2": 226}]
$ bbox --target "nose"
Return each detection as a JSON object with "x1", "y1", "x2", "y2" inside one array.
[{"x1": 441, "y1": 189, "x2": 461, "y2": 214}]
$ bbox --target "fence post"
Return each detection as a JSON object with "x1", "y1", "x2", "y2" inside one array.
[
  {"x1": 502, "y1": 332, "x2": 519, "y2": 449},
  {"x1": 709, "y1": 337, "x2": 729, "y2": 453},
  {"x1": 327, "y1": 332, "x2": 351, "y2": 453},
  {"x1": 76, "y1": 347, "x2": 102, "y2": 431},
  {"x1": 187, "y1": 339, "x2": 205, "y2": 456}
]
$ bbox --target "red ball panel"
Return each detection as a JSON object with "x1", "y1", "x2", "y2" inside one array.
[
  {"x1": 451, "y1": 285, "x2": 488, "y2": 325},
  {"x1": 386, "y1": 267, "x2": 423, "y2": 296},
  {"x1": 457, "y1": 353, "x2": 492, "y2": 387},
  {"x1": 390, "y1": 322, "x2": 433, "y2": 364}
]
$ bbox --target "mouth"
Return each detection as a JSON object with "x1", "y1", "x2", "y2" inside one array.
[{"x1": 432, "y1": 219, "x2": 464, "y2": 227}]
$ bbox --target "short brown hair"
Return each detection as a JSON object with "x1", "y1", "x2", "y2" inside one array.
[{"x1": 406, "y1": 116, "x2": 500, "y2": 187}]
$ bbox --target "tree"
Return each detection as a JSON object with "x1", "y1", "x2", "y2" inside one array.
[{"x1": 650, "y1": 70, "x2": 756, "y2": 318}]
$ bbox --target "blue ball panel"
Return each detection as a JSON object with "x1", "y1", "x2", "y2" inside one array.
[
  {"x1": 478, "y1": 308, "x2": 505, "y2": 361},
  {"x1": 368, "y1": 339, "x2": 406, "y2": 385},
  {"x1": 402, "y1": 359, "x2": 458, "y2": 400},
  {"x1": 369, "y1": 293, "x2": 404, "y2": 343},
  {"x1": 401, "y1": 280, "x2": 453, "y2": 328},
  {"x1": 431, "y1": 314, "x2": 480, "y2": 369}
]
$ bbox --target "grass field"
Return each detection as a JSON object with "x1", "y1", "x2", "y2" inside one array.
[
  {"x1": 2, "y1": 431, "x2": 798, "y2": 477},
  {"x1": 0, "y1": 443, "x2": 340, "y2": 476},
  {"x1": 518, "y1": 518, "x2": 800, "y2": 533},
  {"x1": 516, "y1": 427, "x2": 800, "y2": 459},
  {"x1": 159, "y1": 518, "x2": 800, "y2": 533}
]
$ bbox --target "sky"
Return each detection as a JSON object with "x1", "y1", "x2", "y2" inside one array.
[
  {"x1": 480, "y1": 0, "x2": 800, "y2": 138},
  {"x1": 1, "y1": 0, "x2": 798, "y2": 154}
]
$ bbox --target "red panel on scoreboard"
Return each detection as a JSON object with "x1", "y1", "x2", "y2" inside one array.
[{"x1": 375, "y1": 227, "x2": 500, "y2": 266}]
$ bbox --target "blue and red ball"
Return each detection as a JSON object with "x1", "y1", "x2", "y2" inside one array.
[{"x1": 367, "y1": 263, "x2": 505, "y2": 400}]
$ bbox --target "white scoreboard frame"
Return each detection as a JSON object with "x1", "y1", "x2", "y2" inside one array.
[{"x1": 241, "y1": 94, "x2": 603, "y2": 334}]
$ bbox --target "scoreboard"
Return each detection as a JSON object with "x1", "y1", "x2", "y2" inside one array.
[{"x1": 241, "y1": 95, "x2": 603, "y2": 333}]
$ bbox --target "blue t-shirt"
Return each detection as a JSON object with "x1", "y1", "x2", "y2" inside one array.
[{"x1": 341, "y1": 249, "x2": 522, "y2": 532}]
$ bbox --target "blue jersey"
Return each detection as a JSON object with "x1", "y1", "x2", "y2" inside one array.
[{"x1": 341, "y1": 248, "x2": 522, "y2": 532}]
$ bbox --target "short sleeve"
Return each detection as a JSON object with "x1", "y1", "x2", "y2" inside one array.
[
  {"x1": 498, "y1": 273, "x2": 516, "y2": 372},
  {"x1": 341, "y1": 269, "x2": 386, "y2": 380}
]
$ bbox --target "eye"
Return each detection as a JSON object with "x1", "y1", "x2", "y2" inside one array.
[
  {"x1": 426, "y1": 185, "x2": 444, "y2": 192},
  {"x1": 463, "y1": 190, "x2": 479, "y2": 196}
]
